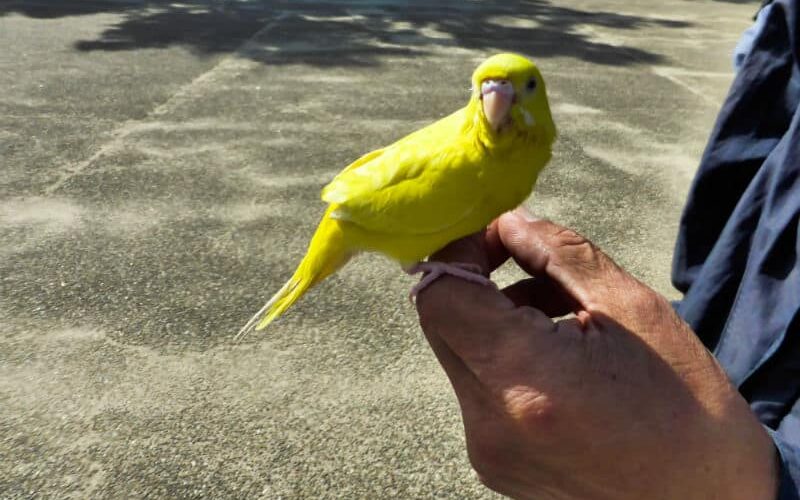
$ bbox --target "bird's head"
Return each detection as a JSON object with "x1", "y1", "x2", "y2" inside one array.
[{"x1": 471, "y1": 53, "x2": 556, "y2": 145}]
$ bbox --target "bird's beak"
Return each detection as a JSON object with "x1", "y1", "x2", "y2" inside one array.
[{"x1": 481, "y1": 79, "x2": 514, "y2": 131}]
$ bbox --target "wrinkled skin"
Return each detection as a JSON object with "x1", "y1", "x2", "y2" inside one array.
[{"x1": 415, "y1": 210, "x2": 778, "y2": 500}]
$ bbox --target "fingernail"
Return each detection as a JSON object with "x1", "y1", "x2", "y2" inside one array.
[{"x1": 513, "y1": 206, "x2": 540, "y2": 222}]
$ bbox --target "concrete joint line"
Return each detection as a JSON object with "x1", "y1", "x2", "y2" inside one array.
[
  {"x1": 42, "y1": 12, "x2": 290, "y2": 196},
  {"x1": 650, "y1": 66, "x2": 722, "y2": 107}
]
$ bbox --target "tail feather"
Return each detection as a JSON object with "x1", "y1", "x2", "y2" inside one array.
[
  {"x1": 235, "y1": 214, "x2": 349, "y2": 341},
  {"x1": 235, "y1": 278, "x2": 298, "y2": 340}
]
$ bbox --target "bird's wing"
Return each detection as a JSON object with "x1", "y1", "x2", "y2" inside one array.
[{"x1": 321, "y1": 109, "x2": 483, "y2": 235}]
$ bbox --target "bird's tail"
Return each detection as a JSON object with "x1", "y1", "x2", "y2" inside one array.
[{"x1": 235, "y1": 214, "x2": 350, "y2": 340}]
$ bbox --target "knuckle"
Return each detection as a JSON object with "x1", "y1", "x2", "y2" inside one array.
[
  {"x1": 552, "y1": 226, "x2": 590, "y2": 247},
  {"x1": 502, "y1": 386, "x2": 558, "y2": 432},
  {"x1": 466, "y1": 392, "x2": 557, "y2": 476},
  {"x1": 547, "y1": 228, "x2": 601, "y2": 267}
]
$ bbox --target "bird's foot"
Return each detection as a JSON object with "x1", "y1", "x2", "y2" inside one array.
[{"x1": 406, "y1": 261, "x2": 496, "y2": 302}]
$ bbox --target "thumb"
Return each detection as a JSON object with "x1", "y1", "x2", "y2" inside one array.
[{"x1": 497, "y1": 209, "x2": 640, "y2": 317}]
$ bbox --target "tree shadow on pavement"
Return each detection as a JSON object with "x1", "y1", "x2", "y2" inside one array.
[
  {"x1": 0, "y1": 0, "x2": 143, "y2": 18},
  {"x1": 3, "y1": 0, "x2": 691, "y2": 67}
]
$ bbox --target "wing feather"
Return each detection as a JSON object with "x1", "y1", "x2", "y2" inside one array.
[{"x1": 321, "y1": 109, "x2": 483, "y2": 235}]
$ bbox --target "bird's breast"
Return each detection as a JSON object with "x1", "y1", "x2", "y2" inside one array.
[{"x1": 483, "y1": 140, "x2": 550, "y2": 211}]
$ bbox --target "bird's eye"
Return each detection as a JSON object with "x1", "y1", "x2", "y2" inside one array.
[{"x1": 526, "y1": 78, "x2": 537, "y2": 91}]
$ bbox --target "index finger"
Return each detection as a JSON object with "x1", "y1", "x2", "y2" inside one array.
[
  {"x1": 428, "y1": 221, "x2": 510, "y2": 276},
  {"x1": 416, "y1": 232, "x2": 554, "y2": 373}
]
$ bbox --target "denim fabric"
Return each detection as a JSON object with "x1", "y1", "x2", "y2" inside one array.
[
  {"x1": 734, "y1": 2, "x2": 775, "y2": 70},
  {"x1": 671, "y1": 0, "x2": 800, "y2": 497}
]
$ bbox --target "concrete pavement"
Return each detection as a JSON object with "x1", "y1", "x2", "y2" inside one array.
[{"x1": 1, "y1": 0, "x2": 757, "y2": 497}]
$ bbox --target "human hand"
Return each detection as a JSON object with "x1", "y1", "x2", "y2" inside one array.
[{"x1": 415, "y1": 210, "x2": 777, "y2": 500}]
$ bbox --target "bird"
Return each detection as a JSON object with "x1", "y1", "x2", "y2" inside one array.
[{"x1": 237, "y1": 53, "x2": 557, "y2": 339}]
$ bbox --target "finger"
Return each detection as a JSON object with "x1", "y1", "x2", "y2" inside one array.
[
  {"x1": 417, "y1": 272, "x2": 556, "y2": 377},
  {"x1": 429, "y1": 232, "x2": 491, "y2": 275},
  {"x1": 501, "y1": 277, "x2": 578, "y2": 317},
  {"x1": 419, "y1": 229, "x2": 520, "y2": 370},
  {"x1": 419, "y1": 223, "x2": 555, "y2": 379},
  {"x1": 420, "y1": 319, "x2": 494, "y2": 416},
  {"x1": 429, "y1": 223, "x2": 509, "y2": 276},
  {"x1": 496, "y1": 209, "x2": 637, "y2": 315},
  {"x1": 416, "y1": 269, "x2": 515, "y2": 356},
  {"x1": 485, "y1": 219, "x2": 510, "y2": 273}
]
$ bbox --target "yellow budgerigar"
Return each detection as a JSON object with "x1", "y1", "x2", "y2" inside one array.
[{"x1": 237, "y1": 53, "x2": 556, "y2": 338}]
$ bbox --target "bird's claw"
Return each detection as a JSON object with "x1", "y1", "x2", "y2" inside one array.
[{"x1": 406, "y1": 261, "x2": 496, "y2": 303}]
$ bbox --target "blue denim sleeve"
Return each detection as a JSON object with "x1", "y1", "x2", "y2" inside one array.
[
  {"x1": 733, "y1": 2, "x2": 775, "y2": 70},
  {"x1": 671, "y1": 1, "x2": 800, "y2": 498}
]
